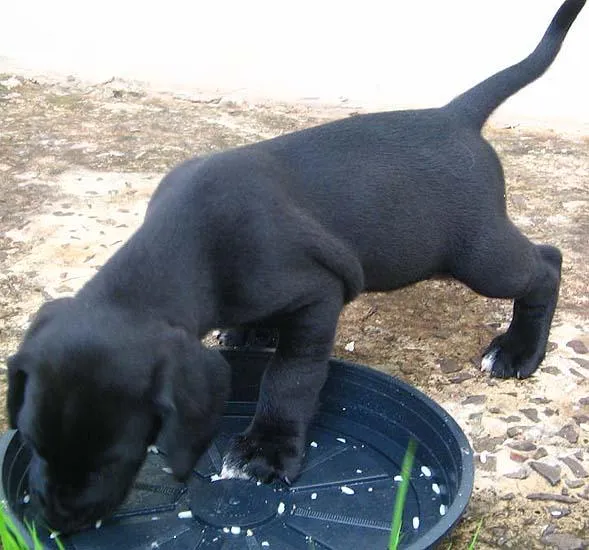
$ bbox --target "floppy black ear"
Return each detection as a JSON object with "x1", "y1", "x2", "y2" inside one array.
[
  {"x1": 154, "y1": 331, "x2": 231, "y2": 481},
  {"x1": 7, "y1": 353, "x2": 28, "y2": 429}
]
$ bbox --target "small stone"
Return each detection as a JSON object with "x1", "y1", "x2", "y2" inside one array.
[
  {"x1": 505, "y1": 467, "x2": 529, "y2": 480},
  {"x1": 504, "y1": 415, "x2": 522, "y2": 423},
  {"x1": 545, "y1": 408, "x2": 559, "y2": 417},
  {"x1": 570, "y1": 368, "x2": 585, "y2": 378},
  {"x1": 530, "y1": 397, "x2": 551, "y2": 405},
  {"x1": 473, "y1": 436, "x2": 505, "y2": 453},
  {"x1": 489, "y1": 407, "x2": 502, "y2": 414},
  {"x1": 519, "y1": 408, "x2": 540, "y2": 423},
  {"x1": 572, "y1": 414, "x2": 589, "y2": 425},
  {"x1": 572, "y1": 358, "x2": 589, "y2": 370},
  {"x1": 579, "y1": 397, "x2": 589, "y2": 407},
  {"x1": 510, "y1": 451, "x2": 528, "y2": 463},
  {"x1": 500, "y1": 492, "x2": 515, "y2": 501},
  {"x1": 448, "y1": 372, "x2": 474, "y2": 383},
  {"x1": 543, "y1": 366, "x2": 561, "y2": 375},
  {"x1": 541, "y1": 533, "x2": 586, "y2": 550},
  {"x1": 439, "y1": 358, "x2": 462, "y2": 374},
  {"x1": 527, "y1": 493, "x2": 579, "y2": 504},
  {"x1": 561, "y1": 457, "x2": 588, "y2": 478},
  {"x1": 507, "y1": 426, "x2": 523, "y2": 438},
  {"x1": 546, "y1": 341, "x2": 558, "y2": 353},
  {"x1": 556, "y1": 424, "x2": 579, "y2": 444},
  {"x1": 534, "y1": 448, "x2": 549, "y2": 460},
  {"x1": 530, "y1": 461, "x2": 562, "y2": 486},
  {"x1": 548, "y1": 506, "x2": 571, "y2": 518},
  {"x1": 462, "y1": 395, "x2": 487, "y2": 405},
  {"x1": 567, "y1": 340, "x2": 588, "y2": 354},
  {"x1": 508, "y1": 440, "x2": 537, "y2": 452},
  {"x1": 565, "y1": 479, "x2": 585, "y2": 489}
]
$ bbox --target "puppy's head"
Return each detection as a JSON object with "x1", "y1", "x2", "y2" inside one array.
[{"x1": 7, "y1": 298, "x2": 230, "y2": 533}]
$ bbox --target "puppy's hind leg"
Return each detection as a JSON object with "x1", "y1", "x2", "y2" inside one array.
[
  {"x1": 221, "y1": 277, "x2": 343, "y2": 483},
  {"x1": 454, "y1": 221, "x2": 562, "y2": 379}
]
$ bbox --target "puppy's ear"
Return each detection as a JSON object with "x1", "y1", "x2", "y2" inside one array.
[
  {"x1": 6, "y1": 353, "x2": 28, "y2": 429},
  {"x1": 154, "y1": 330, "x2": 231, "y2": 480}
]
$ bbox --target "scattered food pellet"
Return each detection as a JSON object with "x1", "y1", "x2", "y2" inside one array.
[
  {"x1": 150, "y1": 542, "x2": 159, "y2": 549},
  {"x1": 247, "y1": 529, "x2": 254, "y2": 537},
  {"x1": 50, "y1": 532, "x2": 61, "y2": 540},
  {"x1": 439, "y1": 504, "x2": 447, "y2": 516},
  {"x1": 177, "y1": 511, "x2": 193, "y2": 519},
  {"x1": 421, "y1": 466, "x2": 432, "y2": 478},
  {"x1": 311, "y1": 492, "x2": 318, "y2": 500},
  {"x1": 230, "y1": 526, "x2": 241, "y2": 535},
  {"x1": 394, "y1": 475, "x2": 403, "y2": 482},
  {"x1": 340, "y1": 486, "x2": 355, "y2": 495},
  {"x1": 147, "y1": 445, "x2": 159, "y2": 454},
  {"x1": 336, "y1": 437, "x2": 347, "y2": 444},
  {"x1": 22, "y1": 494, "x2": 30, "y2": 504},
  {"x1": 310, "y1": 441, "x2": 318, "y2": 448},
  {"x1": 210, "y1": 474, "x2": 222, "y2": 482},
  {"x1": 277, "y1": 502, "x2": 286, "y2": 514},
  {"x1": 479, "y1": 451, "x2": 488, "y2": 464},
  {"x1": 95, "y1": 519, "x2": 102, "y2": 529},
  {"x1": 345, "y1": 341, "x2": 355, "y2": 352},
  {"x1": 368, "y1": 487, "x2": 373, "y2": 492},
  {"x1": 162, "y1": 467, "x2": 173, "y2": 474},
  {"x1": 551, "y1": 510, "x2": 562, "y2": 517},
  {"x1": 342, "y1": 407, "x2": 347, "y2": 411},
  {"x1": 262, "y1": 542, "x2": 270, "y2": 547},
  {"x1": 256, "y1": 480, "x2": 262, "y2": 486},
  {"x1": 356, "y1": 469, "x2": 363, "y2": 474},
  {"x1": 412, "y1": 516, "x2": 420, "y2": 529},
  {"x1": 432, "y1": 483, "x2": 441, "y2": 495}
]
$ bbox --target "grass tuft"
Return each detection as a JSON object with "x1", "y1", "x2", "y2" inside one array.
[{"x1": 0, "y1": 501, "x2": 65, "y2": 549}]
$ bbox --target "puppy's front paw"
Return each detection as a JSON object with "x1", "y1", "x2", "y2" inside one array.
[
  {"x1": 481, "y1": 334, "x2": 543, "y2": 379},
  {"x1": 221, "y1": 432, "x2": 303, "y2": 484}
]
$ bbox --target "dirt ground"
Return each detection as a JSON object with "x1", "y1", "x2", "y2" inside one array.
[{"x1": 0, "y1": 74, "x2": 588, "y2": 549}]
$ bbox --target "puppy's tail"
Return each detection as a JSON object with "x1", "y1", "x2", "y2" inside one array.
[{"x1": 446, "y1": 0, "x2": 585, "y2": 129}]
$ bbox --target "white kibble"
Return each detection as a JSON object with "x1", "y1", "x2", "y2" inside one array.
[
  {"x1": 223, "y1": 527, "x2": 230, "y2": 533},
  {"x1": 177, "y1": 511, "x2": 193, "y2": 519},
  {"x1": 22, "y1": 494, "x2": 30, "y2": 504},
  {"x1": 230, "y1": 526, "x2": 241, "y2": 535},
  {"x1": 262, "y1": 542, "x2": 270, "y2": 547},
  {"x1": 340, "y1": 486, "x2": 355, "y2": 495},
  {"x1": 439, "y1": 504, "x2": 447, "y2": 516},
  {"x1": 147, "y1": 445, "x2": 159, "y2": 454},
  {"x1": 277, "y1": 502, "x2": 286, "y2": 514},
  {"x1": 336, "y1": 437, "x2": 347, "y2": 444},
  {"x1": 256, "y1": 480, "x2": 262, "y2": 486},
  {"x1": 95, "y1": 519, "x2": 102, "y2": 529},
  {"x1": 311, "y1": 492, "x2": 318, "y2": 500},
  {"x1": 310, "y1": 441, "x2": 318, "y2": 448},
  {"x1": 432, "y1": 483, "x2": 441, "y2": 495},
  {"x1": 345, "y1": 341, "x2": 355, "y2": 352},
  {"x1": 150, "y1": 543, "x2": 159, "y2": 549},
  {"x1": 421, "y1": 466, "x2": 432, "y2": 478},
  {"x1": 394, "y1": 475, "x2": 403, "y2": 482},
  {"x1": 50, "y1": 532, "x2": 61, "y2": 540},
  {"x1": 412, "y1": 516, "x2": 420, "y2": 529},
  {"x1": 247, "y1": 529, "x2": 254, "y2": 537},
  {"x1": 551, "y1": 510, "x2": 562, "y2": 517},
  {"x1": 479, "y1": 451, "x2": 488, "y2": 464},
  {"x1": 368, "y1": 487, "x2": 373, "y2": 492},
  {"x1": 356, "y1": 469, "x2": 363, "y2": 474},
  {"x1": 162, "y1": 467, "x2": 173, "y2": 474},
  {"x1": 342, "y1": 407, "x2": 347, "y2": 411},
  {"x1": 151, "y1": 516, "x2": 160, "y2": 521},
  {"x1": 210, "y1": 474, "x2": 222, "y2": 482}
]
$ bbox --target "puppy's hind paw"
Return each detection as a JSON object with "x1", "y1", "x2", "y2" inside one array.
[{"x1": 480, "y1": 348, "x2": 499, "y2": 374}]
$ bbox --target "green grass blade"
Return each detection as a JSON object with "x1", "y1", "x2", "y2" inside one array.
[
  {"x1": 468, "y1": 519, "x2": 483, "y2": 550},
  {"x1": 388, "y1": 438, "x2": 418, "y2": 550}
]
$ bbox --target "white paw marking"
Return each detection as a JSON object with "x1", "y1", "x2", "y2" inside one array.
[
  {"x1": 481, "y1": 349, "x2": 499, "y2": 373},
  {"x1": 220, "y1": 461, "x2": 251, "y2": 480}
]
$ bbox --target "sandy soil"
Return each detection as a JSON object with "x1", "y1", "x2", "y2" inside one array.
[{"x1": 0, "y1": 73, "x2": 588, "y2": 549}]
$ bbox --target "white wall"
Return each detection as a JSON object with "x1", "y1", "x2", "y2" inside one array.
[{"x1": 1, "y1": 0, "x2": 588, "y2": 126}]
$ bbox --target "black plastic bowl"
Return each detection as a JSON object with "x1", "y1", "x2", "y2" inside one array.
[{"x1": 0, "y1": 350, "x2": 474, "y2": 549}]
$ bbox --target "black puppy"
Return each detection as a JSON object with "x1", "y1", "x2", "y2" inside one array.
[{"x1": 7, "y1": 0, "x2": 585, "y2": 533}]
